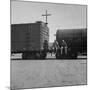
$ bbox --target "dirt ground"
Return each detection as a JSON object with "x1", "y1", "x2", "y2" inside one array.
[{"x1": 11, "y1": 58, "x2": 87, "y2": 89}]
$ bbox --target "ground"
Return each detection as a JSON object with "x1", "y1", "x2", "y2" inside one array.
[{"x1": 11, "y1": 53, "x2": 87, "y2": 89}]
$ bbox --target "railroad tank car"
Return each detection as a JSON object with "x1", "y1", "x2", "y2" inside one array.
[{"x1": 56, "y1": 28, "x2": 87, "y2": 59}]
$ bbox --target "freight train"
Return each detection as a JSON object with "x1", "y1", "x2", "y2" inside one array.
[
  {"x1": 54, "y1": 28, "x2": 87, "y2": 59},
  {"x1": 11, "y1": 21, "x2": 49, "y2": 59}
]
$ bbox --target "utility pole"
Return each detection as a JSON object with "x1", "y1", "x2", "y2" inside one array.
[{"x1": 42, "y1": 10, "x2": 51, "y2": 25}]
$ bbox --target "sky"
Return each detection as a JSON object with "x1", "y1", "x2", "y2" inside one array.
[{"x1": 11, "y1": 0, "x2": 87, "y2": 42}]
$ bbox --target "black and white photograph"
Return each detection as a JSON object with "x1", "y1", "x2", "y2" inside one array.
[{"x1": 11, "y1": 0, "x2": 87, "y2": 89}]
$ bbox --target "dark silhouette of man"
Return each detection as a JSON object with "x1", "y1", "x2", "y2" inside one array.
[{"x1": 61, "y1": 40, "x2": 67, "y2": 55}]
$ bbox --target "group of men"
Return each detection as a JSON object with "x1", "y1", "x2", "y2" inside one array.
[{"x1": 53, "y1": 40, "x2": 68, "y2": 55}]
